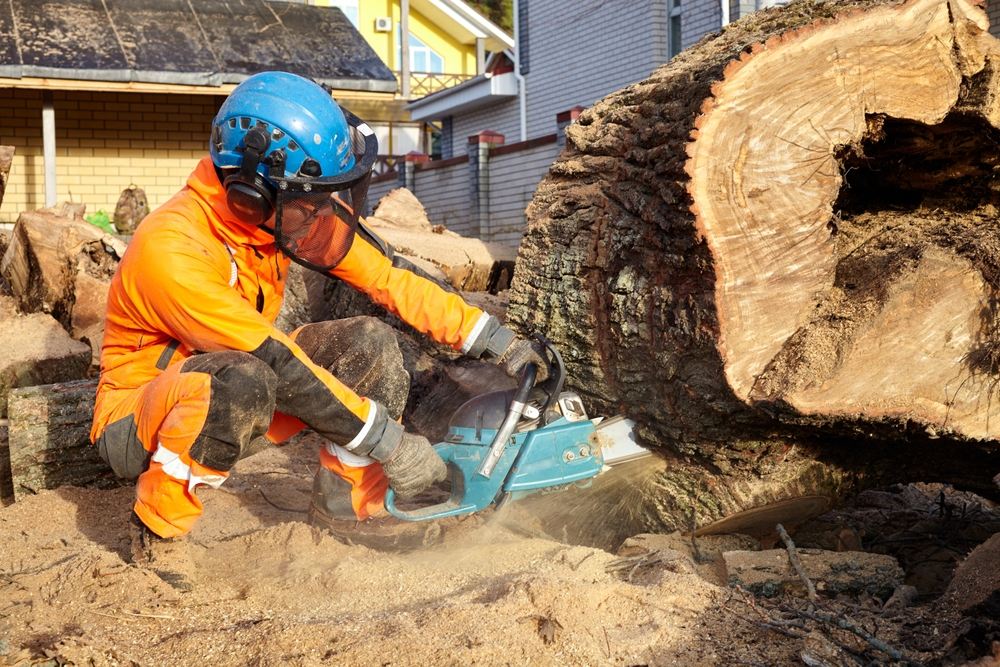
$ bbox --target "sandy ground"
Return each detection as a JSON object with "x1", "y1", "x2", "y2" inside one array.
[{"x1": 0, "y1": 432, "x2": 990, "y2": 667}]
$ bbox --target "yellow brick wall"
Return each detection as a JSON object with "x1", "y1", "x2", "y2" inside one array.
[{"x1": 0, "y1": 88, "x2": 224, "y2": 224}]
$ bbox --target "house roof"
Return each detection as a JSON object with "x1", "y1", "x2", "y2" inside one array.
[
  {"x1": 413, "y1": 0, "x2": 514, "y2": 53},
  {"x1": 0, "y1": 0, "x2": 398, "y2": 93}
]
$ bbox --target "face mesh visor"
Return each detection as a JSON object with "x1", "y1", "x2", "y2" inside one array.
[
  {"x1": 274, "y1": 177, "x2": 369, "y2": 271},
  {"x1": 271, "y1": 117, "x2": 375, "y2": 272}
]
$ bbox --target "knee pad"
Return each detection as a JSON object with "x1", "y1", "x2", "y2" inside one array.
[
  {"x1": 181, "y1": 352, "x2": 278, "y2": 471},
  {"x1": 96, "y1": 414, "x2": 149, "y2": 480}
]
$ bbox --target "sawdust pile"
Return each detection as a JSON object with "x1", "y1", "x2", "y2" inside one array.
[{"x1": 0, "y1": 431, "x2": 995, "y2": 667}]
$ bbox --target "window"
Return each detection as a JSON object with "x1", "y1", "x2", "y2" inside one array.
[
  {"x1": 397, "y1": 27, "x2": 444, "y2": 73},
  {"x1": 326, "y1": 0, "x2": 358, "y2": 28},
  {"x1": 668, "y1": 0, "x2": 682, "y2": 58}
]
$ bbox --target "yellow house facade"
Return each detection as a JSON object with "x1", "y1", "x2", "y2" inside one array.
[
  {"x1": 0, "y1": 1, "x2": 398, "y2": 226},
  {"x1": 310, "y1": 0, "x2": 512, "y2": 158}
]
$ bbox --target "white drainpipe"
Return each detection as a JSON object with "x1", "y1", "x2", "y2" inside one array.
[
  {"x1": 721, "y1": 0, "x2": 730, "y2": 26},
  {"x1": 42, "y1": 91, "x2": 57, "y2": 208},
  {"x1": 512, "y1": 0, "x2": 527, "y2": 142}
]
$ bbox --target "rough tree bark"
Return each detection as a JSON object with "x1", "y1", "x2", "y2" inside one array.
[{"x1": 507, "y1": 0, "x2": 1000, "y2": 533}]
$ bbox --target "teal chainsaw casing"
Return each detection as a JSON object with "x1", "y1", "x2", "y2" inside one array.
[
  {"x1": 384, "y1": 336, "x2": 608, "y2": 522},
  {"x1": 384, "y1": 414, "x2": 604, "y2": 521}
]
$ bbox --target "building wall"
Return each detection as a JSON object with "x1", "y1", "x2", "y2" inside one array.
[
  {"x1": 446, "y1": 0, "x2": 667, "y2": 157},
  {"x1": 521, "y1": 0, "x2": 666, "y2": 140},
  {"x1": 0, "y1": 88, "x2": 221, "y2": 225},
  {"x1": 312, "y1": 0, "x2": 477, "y2": 75},
  {"x1": 487, "y1": 139, "x2": 558, "y2": 245},
  {"x1": 414, "y1": 161, "x2": 473, "y2": 235},
  {"x1": 683, "y1": 0, "x2": 721, "y2": 49},
  {"x1": 450, "y1": 100, "x2": 522, "y2": 158},
  {"x1": 990, "y1": 0, "x2": 1000, "y2": 38}
]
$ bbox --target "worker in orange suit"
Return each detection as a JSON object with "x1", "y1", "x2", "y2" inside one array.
[{"x1": 90, "y1": 72, "x2": 549, "y2": 591}]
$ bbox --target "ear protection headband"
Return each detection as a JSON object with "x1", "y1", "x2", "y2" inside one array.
[{"x1": 224, "y1": 127, "x2": 281, "y2": 227}]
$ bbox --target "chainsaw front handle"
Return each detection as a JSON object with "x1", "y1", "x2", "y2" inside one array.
[{"x1": 476, "y1": 361, "x2": 537, "y2": 478}]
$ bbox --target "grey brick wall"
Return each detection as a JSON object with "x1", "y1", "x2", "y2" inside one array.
[
  {"x1": 683, "y1": 0, "x2": 720, "y2": 49},
  {"x1": 522, "y1": 0, "x2": 667, "y2": 140},
  {"x1": 450, "y1": 101, "x2": 522, "y2": 158},
  {"x1": 487, "y1": 140, "x2": 560, "y2": 245},
  {"x1": 989, "y1": 0, "x2": 1000, "y2": 38},
  {"x1": 414, "y1": 162, "x2": 474, "y2": 235},
  {"x1": 366, "y1": 176, "x2": 400, "y2": 218}
]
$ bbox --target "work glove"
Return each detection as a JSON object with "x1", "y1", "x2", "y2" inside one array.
[
  {"x1": 500, "y1": 338, "x2": 551, "y2": 383},
  {"x1": 381, "y1": 432, "x2": 448, "y2": 500}
]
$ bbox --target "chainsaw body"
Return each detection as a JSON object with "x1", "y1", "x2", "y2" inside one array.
[{"x1": 384, "y1": 336, "x2": 609, "y2": 522}]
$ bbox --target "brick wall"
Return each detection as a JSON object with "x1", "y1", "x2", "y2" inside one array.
[
  {"x1": 487, "y1": 138, "x2": 559, "y2": 245},
  {"x1": 450, "y1": 99, "x2": 522, "y2": 158},
  {"x1": 414, "y1": 160, "x2": 473, "y2": 235},
  {"x1": 0, "y1": 88, "x2": 222, "y2": 225},
  {"x1": 990, "y1": 0, "x2": 1000, "y2": 38},
  {"x1": 683, "y1": 0, "x2": 721, "y2": 49}
]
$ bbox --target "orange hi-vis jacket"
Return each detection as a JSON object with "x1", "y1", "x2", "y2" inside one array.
[{"x1": 91, "y1": 156, "x2": 491, "y2": 457}]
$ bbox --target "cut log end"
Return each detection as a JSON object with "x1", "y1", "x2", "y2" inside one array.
[{"x1": 509, "y1": 0, "x2": 1000, "y2": 531}]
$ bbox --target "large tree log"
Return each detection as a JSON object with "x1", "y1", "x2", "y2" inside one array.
[{"x1": 508, "y1": 0, "x2": 1000, "y2": 532}]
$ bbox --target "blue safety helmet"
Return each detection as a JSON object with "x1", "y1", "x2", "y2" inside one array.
[{"x1": 209, "y1": 71, "x2": 378, "y2": 272}]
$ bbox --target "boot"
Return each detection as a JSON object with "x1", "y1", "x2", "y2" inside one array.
[
  {"x1": 307, "y1": 465, "x2": 444, "y2": 551},
  {"x1": 129, "y1": 511, "x2": 197, "y2": 592}
]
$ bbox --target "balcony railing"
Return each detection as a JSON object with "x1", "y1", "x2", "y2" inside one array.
[
  {"x1": 394, "y1": 71, "x2": 477, "y2": 99},
  {"x1": 373, "y1": 155, "x2": 402, "y2": 176}
]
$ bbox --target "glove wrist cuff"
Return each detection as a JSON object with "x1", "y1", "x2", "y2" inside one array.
[
  {"x1": 368, "y1": 418, "x2": 404, "y2": 463},
  {"x1": 482, "y1": 326, "x2": 516, "y2": 364}
]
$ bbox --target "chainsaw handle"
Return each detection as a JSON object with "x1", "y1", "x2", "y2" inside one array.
[
  {"x1": 532, "y1": 334, "x2": 565, "y2": 426},
  {"x1": 476, "y1": 361, "x2": 537, "y2": 479}
]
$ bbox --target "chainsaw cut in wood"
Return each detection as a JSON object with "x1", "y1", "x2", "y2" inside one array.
[{"x1": 384, "y1": 334, "x2": 650, "y2": 521}]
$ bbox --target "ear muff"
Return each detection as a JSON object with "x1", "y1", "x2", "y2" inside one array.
[
  {"x1": 224, "y1": 127, "x2": 276, "y2": 227},
  {"x1": 224, "y1": 174, "x2": 275, "y2": 227}
]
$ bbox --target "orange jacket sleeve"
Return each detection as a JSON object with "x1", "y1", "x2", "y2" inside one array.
[{"x1": 330, "y1": 231, "x2": 497, "y2": 355}]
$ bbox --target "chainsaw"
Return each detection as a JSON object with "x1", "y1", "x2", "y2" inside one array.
[{"x1": 384, "y1": 334, "x2": 649, "y2": 521}]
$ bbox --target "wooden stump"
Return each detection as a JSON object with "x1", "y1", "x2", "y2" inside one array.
[
  {"x1": 0, "y1": 145, "x2": 13, "y2": 209},
  {"x1": 507, "y1": 0, "x2": 1000, "y2": 531},
  {"x1": 0, "y1": 210, "x2": 125, "y2": 363},
  {"x1": 0, "y1": 307, "x2": 92, "y2": 418},
  {"x1": 6, "y1": 379, "x2": 114, "y2": 501}
]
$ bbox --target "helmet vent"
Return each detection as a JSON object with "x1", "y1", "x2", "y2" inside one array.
[
  {"x1": 299, "y1": 158, "x2": 322, "y2": 177},
  {"x1": 229, "y1": 118, "x2": 237, "y2": 129},
  {"x1": 287, "y1": 140, "x2": 299, "y2": 152},
  {"x1": 272, "y1": 128, "x2": 285, "y2": 141},
  {"x1": 256, "y1": 120, "x2": 269, "y2": 130},
  {"x1": 240, "y1": 117, "x2": 251, "y2": 130}
]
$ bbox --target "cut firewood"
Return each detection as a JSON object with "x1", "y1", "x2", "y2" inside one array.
[
  {"x1": 365, "y1": 224, "x2": 516, "y2": 294},
  {"x1": 6, "y1": 378, "x2": 112, "y2": 501},
  {"x1": 1, "y1": 209, "x2": 124, "y2": 362},
  {"x1": 508, "y1": 0, "x2": 1000, "y2": 531},
  {"x1": 0, "y1": 145, "x2": 13, "y2": 210},
  {"x1": 0, "y1": 300, "x2": 91, "y2": 418}
]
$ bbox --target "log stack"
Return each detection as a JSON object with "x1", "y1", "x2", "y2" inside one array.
[{"x1": 507, "y1": 0, "x2": 1000, "y2": 532}]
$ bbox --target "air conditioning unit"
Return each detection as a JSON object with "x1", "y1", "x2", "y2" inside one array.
[{"x1": 374, "y1": 16, "x2": 392, "y2": 32}]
